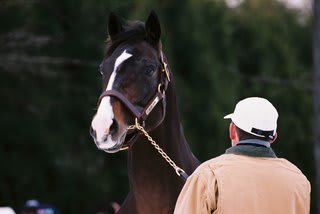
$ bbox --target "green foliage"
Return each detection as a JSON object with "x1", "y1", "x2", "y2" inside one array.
[{"x1": 0, "y1": 0, "x2": 315, "y2": 212}]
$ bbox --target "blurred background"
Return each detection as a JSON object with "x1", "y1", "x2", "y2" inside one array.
[{"x1": 1, "y1": 0, "x2": 318, "y2": 213}]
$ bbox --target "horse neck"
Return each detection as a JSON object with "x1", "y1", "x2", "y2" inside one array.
[{"x1": 127, "y1": 82, "x2": 195, "y2": 188}]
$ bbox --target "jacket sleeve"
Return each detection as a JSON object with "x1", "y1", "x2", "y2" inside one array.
[{"x1": 174, "y1": 166, "x2": 217, "y2": 214}]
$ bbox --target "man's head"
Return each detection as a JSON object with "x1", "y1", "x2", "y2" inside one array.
[{"x1": 224, "y1": 97, "x2": 278, "y2": 146}]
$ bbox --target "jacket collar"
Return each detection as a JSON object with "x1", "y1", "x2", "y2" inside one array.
[{"x1": 225, "y1": 139, "x2": 277, "y2": 158}]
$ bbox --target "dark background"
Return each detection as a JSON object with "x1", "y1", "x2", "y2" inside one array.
[{"x1": 0, "y1": 0, "x2": 316, "y2": 213}]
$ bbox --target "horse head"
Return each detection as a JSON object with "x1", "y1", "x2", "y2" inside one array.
[{"x1": 90, "y1": 11, "x2": 170, "y2": 153}]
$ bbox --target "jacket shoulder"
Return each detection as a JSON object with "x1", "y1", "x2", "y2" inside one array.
[{"x1": 192, "y1": 154, "x2": 232, "y2": 175}]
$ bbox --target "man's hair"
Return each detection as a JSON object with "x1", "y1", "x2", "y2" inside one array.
[{"x1": 235, "y1": 126, "x2": 270, "y2": 141}]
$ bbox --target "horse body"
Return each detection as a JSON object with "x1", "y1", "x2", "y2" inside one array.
[{"x1": 90, "y1": 11, "x2": 199, "y2": 213}]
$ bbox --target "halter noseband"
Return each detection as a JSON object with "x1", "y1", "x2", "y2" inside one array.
[{"x1": 98, "y1": 52, "x2": 170, "y2": 149}]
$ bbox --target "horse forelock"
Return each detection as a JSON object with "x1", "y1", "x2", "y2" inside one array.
[{"x1": 105, "y1": 21, "x2": 146, "y2": 57}]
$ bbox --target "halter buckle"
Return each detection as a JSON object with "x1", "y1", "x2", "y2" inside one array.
[{"x1": 158, "y1": 84, "x2": 165, "y2": 94}]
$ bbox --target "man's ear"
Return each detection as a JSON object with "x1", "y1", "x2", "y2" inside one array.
[
  {"x1": 108, "y1": 12, "x2": 123, "y2": 40},
  {"x1": 270, "y1": 132, "x2": 277, "y2": 144},
  {"x1": 145, "y1": 10, "x2": 161, "y2": 46},
  {"x1": 229, "y1": 122, "x2": 239, "y2": 146}
]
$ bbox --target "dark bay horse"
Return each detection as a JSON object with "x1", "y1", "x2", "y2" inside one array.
[{"x1": 90, "y1": 11, "x2": 200, "y2": 214}]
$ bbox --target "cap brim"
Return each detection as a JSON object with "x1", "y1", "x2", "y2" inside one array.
[{"x1": 224, "y1": 113, "x2": 233, "y2": 119}]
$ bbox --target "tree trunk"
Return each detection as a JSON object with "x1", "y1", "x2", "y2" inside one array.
[{"x1": 313, "y1": 0, "x2": 320, "y2": 213}]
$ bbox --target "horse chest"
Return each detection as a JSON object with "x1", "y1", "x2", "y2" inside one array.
[{"x1": 134, "y1": 193, "x2": 176, "y2": 214}]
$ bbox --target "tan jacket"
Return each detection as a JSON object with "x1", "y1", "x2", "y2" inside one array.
[{"x1": 174, "y1": 145, "x2": 311, "y2": 214}]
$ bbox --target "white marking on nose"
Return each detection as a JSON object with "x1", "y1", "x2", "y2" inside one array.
[{"x1": 91, "y1": 50, "x2": 133, "y2": 145}]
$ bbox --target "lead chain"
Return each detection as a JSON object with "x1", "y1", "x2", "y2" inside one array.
[{"x1": 127, "y1": 119, "x2": 186, "y2": 177}]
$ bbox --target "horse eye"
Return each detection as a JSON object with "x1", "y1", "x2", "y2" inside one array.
[
  {"x1": 98, "y1": 64, "x2": 103, "y2": 75},
  {"x1": 144, "y1": 65, "x2": 155, "y2": 76}
]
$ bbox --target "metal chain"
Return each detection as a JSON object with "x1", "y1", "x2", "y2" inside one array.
[{"x1": 127, "y1": 119, "x2": 186, "y2": 177}]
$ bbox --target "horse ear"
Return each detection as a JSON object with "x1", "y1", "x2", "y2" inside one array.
[
  {"x1": 108, "y1": 12, "x2": 123, "y2": 40},
  {"x1": 145, "y1": 10, "x2": 161, "y2": 45}
]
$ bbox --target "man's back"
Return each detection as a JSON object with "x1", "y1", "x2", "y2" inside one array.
[{"x1": 209, "y1": 154, "x2": 310, "y2": 214}]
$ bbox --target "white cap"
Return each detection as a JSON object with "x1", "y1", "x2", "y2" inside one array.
[{"x1": 224, "y1": 97, "x2": 278, "y2": 140}]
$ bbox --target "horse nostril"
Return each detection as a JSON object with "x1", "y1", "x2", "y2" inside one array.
[
  {"x1": 109, "y1": 119, "x2": 119, "y2": 135},
  {"x1": 90, "y1": 127, "x2": 97, "y2": 138}
]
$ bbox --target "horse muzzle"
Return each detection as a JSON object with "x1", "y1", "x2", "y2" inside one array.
[{"x1": 90, "y1": 120, "x2": 139, "y2": 153}]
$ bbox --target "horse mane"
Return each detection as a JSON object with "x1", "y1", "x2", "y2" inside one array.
[{"x1": 105, "y1": 21, "x2": 146, "y2": 57}]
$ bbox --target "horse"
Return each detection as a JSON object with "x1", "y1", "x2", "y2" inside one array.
[{"x1": 90, "y1": 11, "x2": 200, "y2": 214}]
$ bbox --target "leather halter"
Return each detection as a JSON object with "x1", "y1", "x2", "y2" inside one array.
[{"x1": 98, "y1": 52, "x2": 170, "y2": 149}]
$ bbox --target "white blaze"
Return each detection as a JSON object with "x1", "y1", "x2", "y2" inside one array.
[{"x1": 91, "y1": 50, "x2": 132, "y2": 146}]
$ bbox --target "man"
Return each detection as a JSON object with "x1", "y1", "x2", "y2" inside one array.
[{"x1": 174, "y1": 97, "x2": 311, "y2": 214}]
